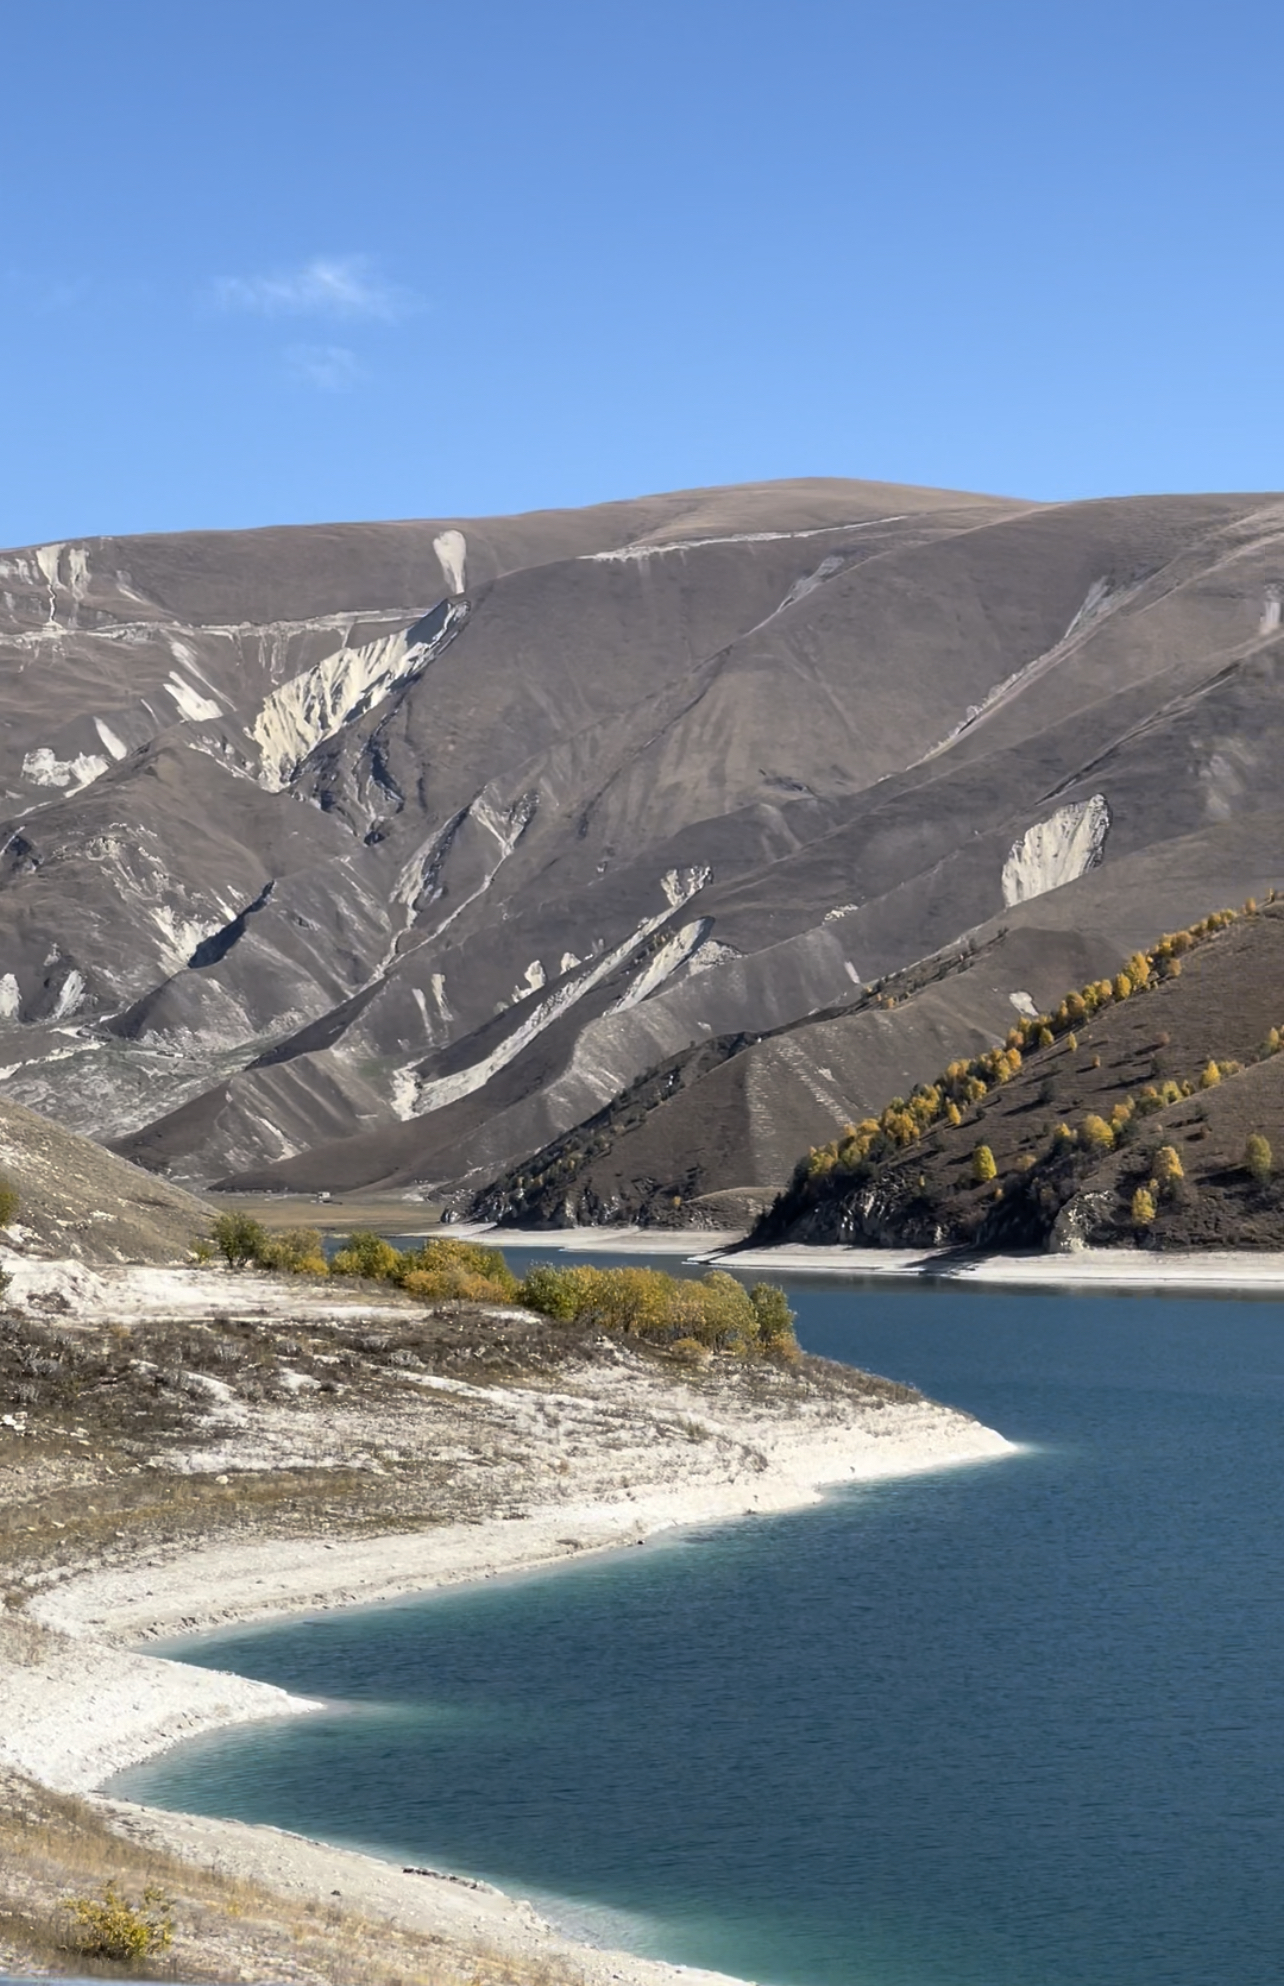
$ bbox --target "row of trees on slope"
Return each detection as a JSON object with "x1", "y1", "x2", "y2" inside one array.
[{"x1": 781, "y1": 898, "x2": 1282, "y2": 1226}]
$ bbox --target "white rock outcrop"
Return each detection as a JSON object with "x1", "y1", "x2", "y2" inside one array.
[{"x1": 1001, "y1": 794, "x2": 1110, "y2": 907}]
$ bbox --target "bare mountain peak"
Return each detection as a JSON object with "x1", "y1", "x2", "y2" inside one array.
[{"x1": 0, "y1": 479, "x2": 1280, "y2": 1217}]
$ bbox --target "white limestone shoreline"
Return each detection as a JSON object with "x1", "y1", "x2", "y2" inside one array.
[
  {"x1": 443, "y1": 1224, "x2": 1284, "y2": 1293},
  {"x1": 3, "y1": 1389, "x2": 1011, "y2": 1986},
  {"x1": 705, "y1": 1241, "x2": 1284, "y2": 1291}
]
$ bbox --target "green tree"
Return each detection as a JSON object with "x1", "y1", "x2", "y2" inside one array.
[
  {"x1": 209, "y1": 1211, "x2": 269, "y2": 1267},
  {"x1": 330, "y1": 1230, "x2": 404, "y2": 1280},
  {"x1": 749, "y1": 1282, "x2": 797, "y2": 1353},
  {"x1": 1245, "y1": 1133, "x2": 1273, "y2": 1184}
]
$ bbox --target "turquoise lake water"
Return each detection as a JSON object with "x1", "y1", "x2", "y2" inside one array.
[{"x1": 113, "y1": 1264, "x2": 1284, "y2": 1985}]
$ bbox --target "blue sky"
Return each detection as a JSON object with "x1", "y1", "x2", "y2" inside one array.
[{"x1": 3, "y1": 0, "x2": 1282, "y2": 545}]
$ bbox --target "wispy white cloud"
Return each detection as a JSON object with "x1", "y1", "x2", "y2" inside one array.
[
  {"x1": 285, "y1": 343, "x2": 365, "y2": 391},
  {"x1": 214, "y1": 255, "x2": 412, "y2": 322},
  {"x1": 4, "y1": 267, "x2": 92, "y2": 314}
]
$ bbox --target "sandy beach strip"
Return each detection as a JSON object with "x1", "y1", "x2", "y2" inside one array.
[
  {"x1": 448, "y1": 1225, "x2": 749, "y2": 1257},
  {"x1": 708, "y1": 1241, "x2": 1284, "y2": 1292}
]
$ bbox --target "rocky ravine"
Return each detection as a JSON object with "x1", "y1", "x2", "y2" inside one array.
[{"x1": 5, "y1": 478, "x2": 1284, "y2": 1214}]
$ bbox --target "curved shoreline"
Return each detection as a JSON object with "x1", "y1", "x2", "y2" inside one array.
[{"x1": 4, "y1": 1405, "x2": 1012, "y2": 1986}]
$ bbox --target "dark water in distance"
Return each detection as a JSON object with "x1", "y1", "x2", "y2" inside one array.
[{"x1": 115, "y1": 1273, "x2": 1284, "y2": 1986}]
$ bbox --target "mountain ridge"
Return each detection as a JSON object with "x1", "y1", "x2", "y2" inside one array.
[{"x1": 2, "y1": 477, "x2": 1283, "y2": 1213}]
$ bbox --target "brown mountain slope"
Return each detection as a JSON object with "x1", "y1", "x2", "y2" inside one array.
[
  {"x1": 753, "y1": 899, "x2": 1284, "y2": 1253},
  {"x1": 5, "y1": 480, "x2": 1284, "y2": 1208},
  {"x1": 0, "y1": 1098, "x2": 208, "y2": 1262},
  {"x1": 464, "y1": 819, "x2": 1284, "y2": 1227}
]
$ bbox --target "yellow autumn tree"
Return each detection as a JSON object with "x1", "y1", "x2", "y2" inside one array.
[
  {"x1": 972, "y1": 1144, "x2": 997, "y2": 1184},
  {"x1": 1080, "y1": 1113, "x2": 1116, "y2": 1152}
]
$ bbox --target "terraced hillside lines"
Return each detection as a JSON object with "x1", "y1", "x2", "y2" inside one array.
[
  {"x1": 5, "y1": 479, "x2": 1284, "y2": 1208},
  {"x1": 757, "y1": 898, "x2": 1284, "y2": 1253}
]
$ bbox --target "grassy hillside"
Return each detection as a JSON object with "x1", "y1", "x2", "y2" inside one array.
[{"x1": 755, "y1": 898, "x2": 1284, "y2": 1252}]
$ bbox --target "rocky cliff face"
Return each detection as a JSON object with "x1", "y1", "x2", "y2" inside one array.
[{"x1": 4, "y1": 478, "x2": 1284, "y2": 1207}]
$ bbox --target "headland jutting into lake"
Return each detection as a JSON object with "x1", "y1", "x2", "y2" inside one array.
[{"x1": 0, "y1": 1244, "x2": 1007, "y2": 1986}]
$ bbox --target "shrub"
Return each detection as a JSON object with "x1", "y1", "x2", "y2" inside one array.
[
  {"x1": 0, "y1": 1176, "x2": 17, "y2": 1227},
  {"x1": 1131, "y1": 1187, "x2": 1156, "y2": 1226},
  {"x1": 1080, "y1": 1113, "x2": 1116, "y2": 1152},
  {"x1": 258, "y1": 1227, "x2": 329, "y2": 1276},
  {"x1": 517, "y1": 1262, "x2": 796, "y2": 1356},
  {"x1": 209, "y1": 1211, "x2": 270, "y2": 1267},
  {"x1": 330, "y1": 1230, "x2": 404, "y2": 1280},
  {"x1": 749, "y1": 1281, "x2": 797, "y2": 1351},
  {"x1": 64, "y1": 1882, "x2": 173, "y2": 1962},
  {"x1": 1113, "y1": 973, "x2": 1133, "y2": 1002},
  {"x1": 971, "y1": 1145, "x2": 997, "y2": 1184},
  {"x1": 517, "y1": 1261, "x2": 598, "y2": 1321},
  {"x1": 1199, "y1": 1061, "x2": 1222, "y2": 1089},
  {"x1": 398, "y1": 1237, "x2": 518, "y2": 1300},
  {"x1": 1245, "y1": 1134, "x2": 1273, "y2": 1184}
]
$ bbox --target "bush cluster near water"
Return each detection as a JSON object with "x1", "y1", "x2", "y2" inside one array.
[{"x1": 206, "y1": 1216, "x2": 797, "y2": 1357}]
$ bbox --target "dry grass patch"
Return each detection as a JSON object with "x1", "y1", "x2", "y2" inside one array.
[{"x1": 0, "y1": 1771, "x2": 584, "y2": 1985}]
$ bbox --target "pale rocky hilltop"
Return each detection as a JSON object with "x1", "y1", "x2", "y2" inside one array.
[{"x1": 2, "y1": 477, "x2": 1284, "y2": 1217}]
